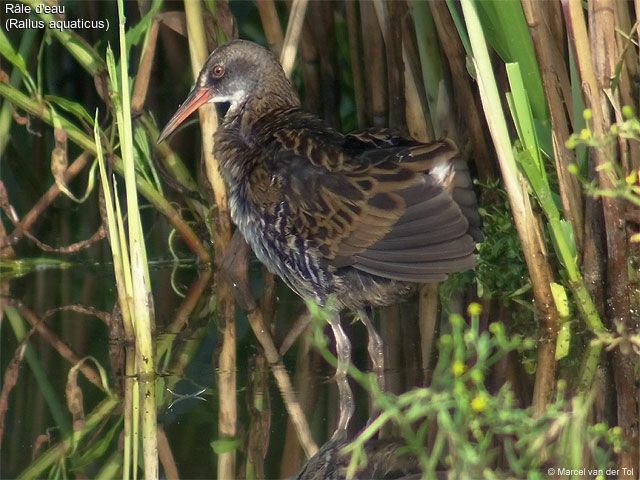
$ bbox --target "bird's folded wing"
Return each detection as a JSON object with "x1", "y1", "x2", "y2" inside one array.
[{"x1": 272, "y1": 127, "x2": 481, "y2": 282}]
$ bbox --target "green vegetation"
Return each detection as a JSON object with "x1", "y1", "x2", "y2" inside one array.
[{"x1": 308, "y1": 302, "x2": 620, "y2": 479}]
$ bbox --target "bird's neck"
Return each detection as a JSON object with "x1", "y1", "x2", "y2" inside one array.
[{"x1": 225, "y1": 81, "x2": 301, "y2": 133}]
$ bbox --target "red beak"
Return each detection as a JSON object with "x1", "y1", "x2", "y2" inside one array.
[{"x1": 158, "y1": 87, "x2": 213, "y2": 143}]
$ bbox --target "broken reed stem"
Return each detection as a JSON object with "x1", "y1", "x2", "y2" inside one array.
[{"x1": 461, "y1": 0, "x2": 559, "y2": 414}]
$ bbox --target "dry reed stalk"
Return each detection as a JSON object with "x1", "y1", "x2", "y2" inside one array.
[
  {"x1": 297, "y1": 15, "x2": 321, "y2": 115},
  {"x1": 592, "y1": 0, "x2": 640, "y2": 199},
  {"x1": 260, "y1": 266, "x2": 276, "y2": 327},
  {"x1": 0, "y1": 210, "x2": 14, "y2": 260},
  {"x1": 306, "y1": 1, "x2": 340, "y2": 128},
  {"x1": 418, "y1": 284, "x2": 438, "y2": 384},
  {"x1": 246, "y1": 309, "x2": 318, "y2": 457},
  {"x1": 381, "y1": 305, "x2": 403, "y2": 396},
  {"x1": 157, "y1": 426, "x2": 179, "y2": 480},
  {"x1": 1, "y1": 152, "x2": 92, "y2": 248},
  {"x1": 360, "y1": 0, "x2": 387, "y2": 126},
  {"x1": 131, "y1": 18, "x2": 159, "y2": 113},
  {"x1": 401, "y1": 26, "x2": 439, "y2": 391},
  {"x1": 183, "y1": 1, "x2": 236, "y2": 478},
  {"x1": 220, "y1": 235, "x2": 317, "y2": 460},
  {"x1": 278, "y1": 311, "x2": 311, "y2": 356},
  {"x1": 614, "y1": 2, "x2": 637, "y2": 91},
  {"x1": 281, "y1": 0, "x2": 309, "y2": 78},
  {"x1": 428, "y1": 0, "x2": 496, "y2": 180},
  {"x1": 164, "y1": 269, "x2": 212, "y2": 338},
  {"x1": 546, "y1": 0, "x2": 566, "y2": 55},
  {"x1": 591, "y1": 1, "x2": 638, "y2": 471},
  {"x1": 521, "y1": 186, "x2": 558, "y2": 414},
  {"x1": 636, "y1": 0, "x2": 640, "y2": 66},
  {"x1": 403, "y1": 13, "x2": 434, "y2": 139},
  {"x1": 0, "y1": 83, "x2": 210, "y2": 261},
  {"x1": 245, "y1": 354, "x2": 270, "y2": 480},
  {"x1": 563, "y1": 0, "x2": 637, "y2": 469},
  {"x1": 345, "y1": 0, "x2": 367, "y2": 129},
  {"x1": 613, "y1": 1, "x2": 640, "y2": 174},
  {"x1": 8, "y1": 300, "x2": 104, "y2": 389},
  {"x1": 405, "y1": 65, "x2": 430, "y2": 141},
  {"x1": 521, "y1": 0, "x2": 584, "y2": 252},
  {"x1": 382, "y1": 0, "x2": 407, "y2": 131},
  {"x1": 371, "y1": 0, "x2": 410, "y2": 403},
  {"x1": 279, "y1": 330, "x2": 317, "y2": 477},
  {"x1": 257, "y1": 0, "x2": 284, "y2": 56},
  {"x1": 402, "y1": 21, "x2": 430, "y2": 138},
  {"x1": 589, "y1": 0, "x2": 632, "y2": 178},
  {"x1": 461, "y1": 0, "x2": 559, "y2": 414},
  {"x1": 401, "y1": 309, "x2": 422, "y2": 389}
]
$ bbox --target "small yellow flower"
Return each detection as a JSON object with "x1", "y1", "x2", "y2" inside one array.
[
  {"x1": 579, "y1": 128, "x2": 591, "y2": 140},
  {"x1": 583, "y1": 109, "x2": 592, "y2": 121},
  {"x1": 471, "y1": 394, "x2": 487, "y2": 413},
  {"x1": 452, "y1": 361, "x2": 465, "y2": 377},
  {"x1": 467, "y1": 302, "x2": 482, "y2": 316}
]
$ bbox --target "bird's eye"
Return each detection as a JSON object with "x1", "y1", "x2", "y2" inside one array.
[{"x1": 212, "y1": 65, "x2": 225, "y2": 78}]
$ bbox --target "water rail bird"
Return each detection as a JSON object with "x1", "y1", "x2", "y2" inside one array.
[{"x1": 159, "y1": 39, "x2": 482, "y2": 437}]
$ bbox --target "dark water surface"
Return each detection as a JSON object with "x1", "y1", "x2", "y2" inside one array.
[{"x1": 2, "y1": 258, "x2": 397, "y2": 478}]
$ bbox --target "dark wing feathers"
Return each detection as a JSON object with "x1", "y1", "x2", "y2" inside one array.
[
  {"x1": 379, "y1": 199, "x2": 465, "y2": 240},
  {"x1": 269, "y1": 122, "x2": 480, "y2": 283},
  {"x1": 361, "y1": 236, "x2": 476, "y2": 262}
]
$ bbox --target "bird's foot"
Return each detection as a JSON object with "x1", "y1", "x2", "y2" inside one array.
[
  {"x1": 327, "y1": 314, "x2": 355, "y2": 438},
  {"x1": 358, "y1": 308, "x2": 385, "y2": 393}
]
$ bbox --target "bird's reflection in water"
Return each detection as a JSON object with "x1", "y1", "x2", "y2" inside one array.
[{"x1": 295, "y1": 430, "x2": 430, "y2": 480}]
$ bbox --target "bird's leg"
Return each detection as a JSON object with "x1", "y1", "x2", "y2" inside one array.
[
  {"x1": 357, "y1": 308, "x2": 385, "y2": 393},
  {"x1": 327, "y1": 313, "x2": 354, "y2": 438}
]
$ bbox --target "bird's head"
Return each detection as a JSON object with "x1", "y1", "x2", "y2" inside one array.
[{"x1": 158, "y1": 40, "x2": 298, "y2": 142}]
